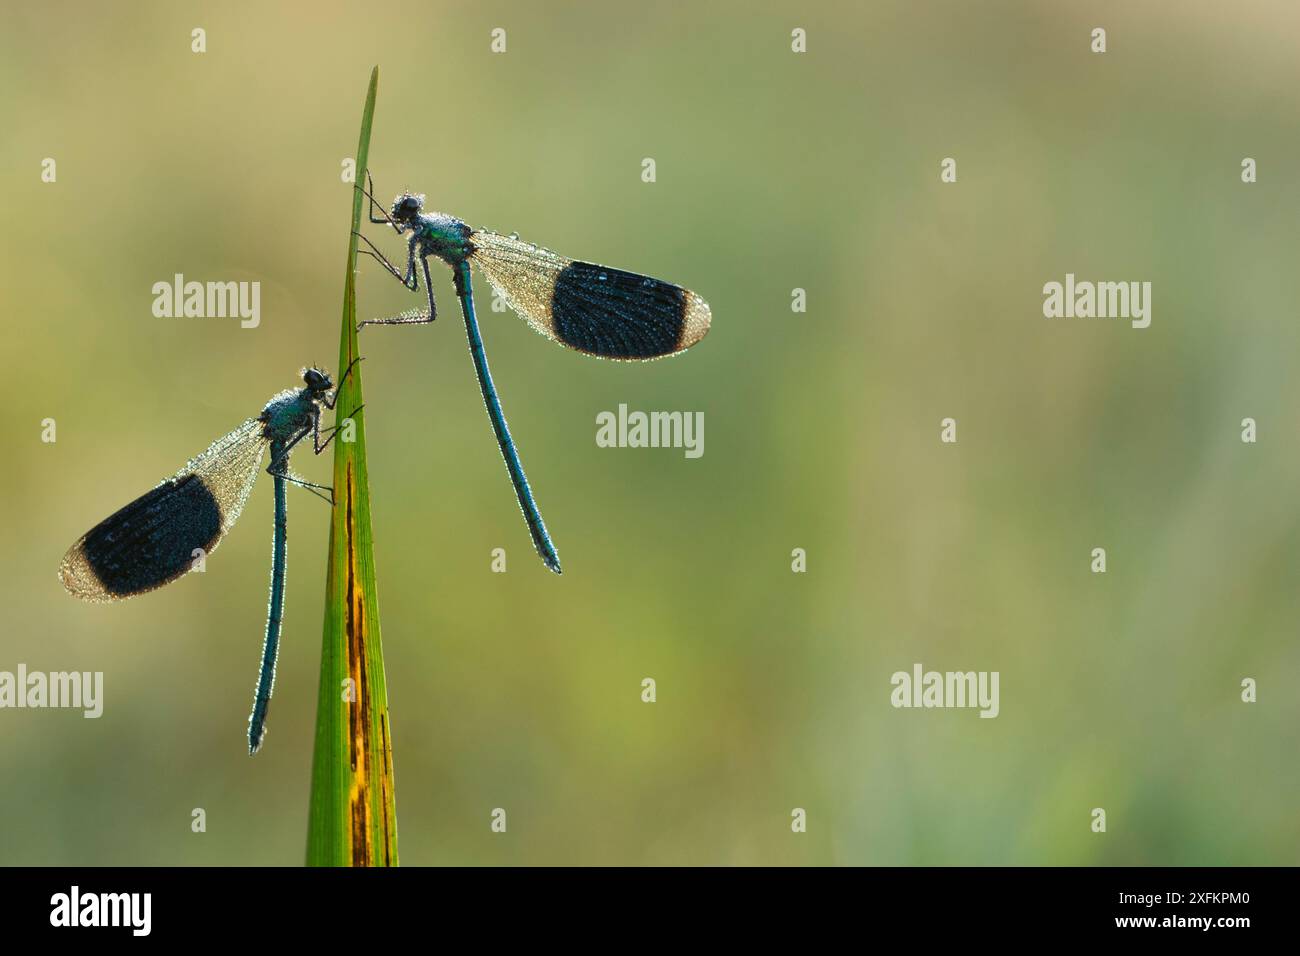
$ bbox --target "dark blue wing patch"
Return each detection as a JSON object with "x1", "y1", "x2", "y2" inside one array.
[
  {"x1": 74, "y1": 475, "x2": 223, "y2": 598},
  {"x1": 551, "y1": 261, "x2": 690, "y2": 359}
]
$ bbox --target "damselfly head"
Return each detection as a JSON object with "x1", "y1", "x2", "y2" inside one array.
[
  {"x1": 302, "y1": 367, "x2": 333, "y2": 394},
  {"x1": 390, "y1": 192, "x2": 425, "y2": 226}
]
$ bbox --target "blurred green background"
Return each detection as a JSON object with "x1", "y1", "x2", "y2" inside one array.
[{"x1": 2, "y1": 0, "x2": 1298, "y2": 865}]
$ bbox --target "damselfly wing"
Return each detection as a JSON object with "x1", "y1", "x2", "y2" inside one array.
[
  {"x1": 467, "y1": 230, "x2": 711, "y2": 360},
  {"x1": 59, "y1": 420, "x2": 265, "y2": 602}
]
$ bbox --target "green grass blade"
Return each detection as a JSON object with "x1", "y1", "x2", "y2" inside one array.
[{"x1": 306, "y1": 66, "x2": 398, "y2": 866}]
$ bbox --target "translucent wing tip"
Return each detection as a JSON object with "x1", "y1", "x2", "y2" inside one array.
[
  {"x1": 678, "y1": 290, "x2": 711, "y2": 353},
  {"x1": 58, "y1": 543, "x2": 120, "y2": 603}
]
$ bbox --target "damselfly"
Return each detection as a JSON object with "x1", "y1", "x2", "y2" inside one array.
[
  {"x1": 59, "y1": 364, "x2": 360, "y2": 754},
  {"x1": 355, "y1": 172, "x2": 711, "y2": 574}
]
